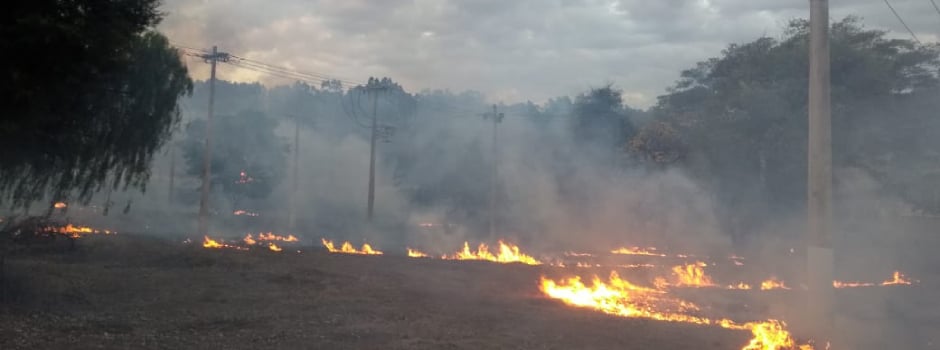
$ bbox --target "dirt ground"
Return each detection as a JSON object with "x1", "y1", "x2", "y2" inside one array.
[{"x1": 0, "y1": 234, "x2": 935, "y2": 349}]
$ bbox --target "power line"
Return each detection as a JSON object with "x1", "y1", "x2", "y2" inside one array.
[
  {"x1": 169, "y1": 42, "x2": 365, "y2": 87},
  {"x1": 883, "y1": 0, "x2": 922, "y2": 44},
  {"x1": 929, "y1": 0, "x2": 940, "y2": 22}
]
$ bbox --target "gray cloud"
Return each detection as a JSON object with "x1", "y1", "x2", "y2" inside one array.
[{"x1": 159, "y1": 0, "x2": 940, "y2": 107}]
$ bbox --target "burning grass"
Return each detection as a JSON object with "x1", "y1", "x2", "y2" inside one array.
[
  {"x1": 540, "y1": 272, "x2": 816, "y2": 350},
  {"x1": 320, "y1": 239, "x2": 383, "y2": 255},
  {"x1": 442, "y1": 241, "x2": 541, "y2": 265}
]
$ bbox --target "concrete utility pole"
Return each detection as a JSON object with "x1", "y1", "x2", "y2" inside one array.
[
  {"x1": 289, "y1": 114, "x2": 300, "y2": 231},
  {"x1": 365, "y1": 84, "x2": 387, "y2": 221},
  {"x1": 197, "y1": 46, "x2": 229, "y2": 237},
  {"x1": 807, "y1": 0, "x2": 834, "y2": 338},
  {"x1": 483, "y1": 105, "x2": 504, "y2": 239}
]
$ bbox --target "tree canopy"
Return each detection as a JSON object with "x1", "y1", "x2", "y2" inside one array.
[
  {"x1": 0, "y1": 0, "x2": 192, "y2": 208},
  {"x1": 634, "y1": 17, "x2": 940, "y2": 235}
]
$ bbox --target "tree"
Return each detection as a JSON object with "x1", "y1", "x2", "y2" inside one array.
[
  {"x1": 181, "y1": 111, "x2": 288, "y2": 210},
  {"x1": 571, "y1": 85, "x2": 637, "y2": 156},
  {"x1": 642, "y1": 17, "x2": 940, "y2": 236},
  {"x1": 0, "y1": 1, "x2": 192, "y2": 208}
]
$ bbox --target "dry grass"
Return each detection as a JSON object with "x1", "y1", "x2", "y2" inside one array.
[
  {"x1": 0, "y1": 234, "x2": 748, "y2": 350},
  {"x1": 0, "y1": 233, "x2": 935, "y2": 349}
]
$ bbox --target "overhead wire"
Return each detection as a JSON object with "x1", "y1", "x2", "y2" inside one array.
[{"x1": 883, "y1": 0, "x2": 922, "y2": 44}]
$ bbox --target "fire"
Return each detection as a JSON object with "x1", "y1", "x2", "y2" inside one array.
[
  {"x1": 832, "y1": 280, "x2": 874, "y2": 288},
  {"x1": 833, "y1": 271, "x2": 917, "y2": 288},
  {"x1": 268, "y1": 243, "x2": 283, "y2": 252},
  {"x1": 202, "y1": 236, "x2": 247, "y2": 251},
  {"x1": 53, "y1": 202, "x2": 67, "y2": 209},
  {"x1": 655, "y1": 262, "x2": 715, "y2": 288},
  {"x1": 540, "y1": 272, "x2": 814, "y2": 350},
  {"x1": 443, "y1": 241, "x2": 541, "y2": 265},
  {"x1": 611, "y1": 246, "x2": 667, "y2": 257},
  {"x1": 729, "y1": 282, "x2": 753, "y2": 290},
  {"x1": 321, "y1": 239, "x2": 384, "y2": 255},
  {"x1": 48, "y1": 224, "x2": 115, "y2": 238},
  {"x1": 407, "y1": 248, "x2": 429, "y2": 258},
  {"x1": 235, "y1": 171, "x2": 254, "y2": 184},
  {"x1": 256, "y1": 232, "x2": 299, "y2": 242},
  {"x1": 881, "y1": 271, "x2": 914, "y2": 286},
  {"x1": 243, "y1": 234, "x2": 257, "y2": 245},
  {"x1": 233, "y1": 210, "x2": 260, "y2": 217},
  {"x1": 760, "y1": 277, "x2": 791, "y2": 291}
]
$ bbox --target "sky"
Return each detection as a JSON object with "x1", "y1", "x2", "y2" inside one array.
[{"x1": 159, "y1": 0, "x2": 940, "y2": 108}]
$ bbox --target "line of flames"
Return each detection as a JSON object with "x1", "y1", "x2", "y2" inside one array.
[
  {"x1": 441, "y1": 241, "x2": 541, "y2": 265},
  {"x1": 321, "y1": 239, "x2": 383, "y2": 255},
  {"x1": 47, "y1": 224, "x2": 116, "y2": 239},
  {"x1": 540, "y1": 272, "x2": 816, "y2": 350}
]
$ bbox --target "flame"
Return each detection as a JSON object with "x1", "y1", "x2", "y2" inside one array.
[
  {"x1": 235, "y1": 171, "x2": 254, "y2": 184},
  {"x1": 268, "y1": 243, "x2": 282, "y2": 252},
  {"x1": 443, "y1": 241, "x2": 541, "y2": 265},
  {"x1": 881, "y1": 271, "x2": 914, "y2": 286},
  {"x1": 540, "y1": 272, "x2": 814, "y2": 350},
  {"x1": 832, "y1": 280, "x2": 874, "y2": 288},
  {"x1": 833, "y1": 271, "x2": 917, "y2": 288},
  {"x1": 760, "y1": 277, "x2": 791, "y2": 291},
  {"x1": 48, "y1": 224, "x2": 115, "y2": 238},
  {"x1": 321, "y1": 239, "x2": 384, "y2": 255},
  {"x1": 657, "y1": 262, "x2": 714, "y2": 288},
  {"x1": 202, "y1": 236, "x2": 247, "y2": 251},
  {"x1": 257, "y1": 232, "x2": 299, "y2": 242},
  {"x1": 53, "y1": 202, "x2": 67, "y2": 209},
  {"x1": 611, "y1": 246, "x2": 667, "y2": 257},
  {"x1": 407, "y1": 248, "x2": 429, "y2": 258},
  {"x1": 233, "y1": 210, "x2": 260, "y2": 217},
  {"x1": 243, "y1": 234, "x2": 257, "y2": 245},
  {"x1": 729, "y1": 282, "x2": 753, "y2": 290}
]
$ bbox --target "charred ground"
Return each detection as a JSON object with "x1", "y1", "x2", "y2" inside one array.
[{"x1": 1, "y1": 234, "x2": 936, "y2": 349}]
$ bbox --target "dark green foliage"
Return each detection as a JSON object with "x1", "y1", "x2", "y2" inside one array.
[
  {"x1": 181, "y1": 111, "x2": 288, "y2": 208},
  {"x1": 0, "y1": 0, "x2": 192, "y2": 208},
  {"x1": 638, "y1": 16, "x2": 940, "y2": 220}
]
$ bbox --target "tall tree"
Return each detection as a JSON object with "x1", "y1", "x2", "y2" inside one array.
[{"x1": 0, "y1": 1, "x2": 192, "y2": 208}]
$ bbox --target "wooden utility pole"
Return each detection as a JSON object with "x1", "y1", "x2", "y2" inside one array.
[
  {"x1": 807, "y1": 0, "x2": 834, "y2": 339},
  {"x1": 169, "y1": 146, "x2": 175, "y2": 204},
  {"x1": 197, "y1": 46, "x2": 229, "y2": 237},
  {"x1": 483, "y1": 105, "x2": 504, "y2": 239}
]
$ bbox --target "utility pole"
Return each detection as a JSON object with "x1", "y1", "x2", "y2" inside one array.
[
  {"x1": 483, "y1": 104, "x2": 504, "y2": 239},
  {"x1": 289, "y1": 114, "x2": 300, "y2": 231},
  {"x1": 807, "y1": 0, "x2": 834, "y2": 340},
  {"x1": 197, "y1": 46, "x2": 229, "y2": 237},
  {"x1": 365, "y1": 83, "x2": 386, "y2": 221}
]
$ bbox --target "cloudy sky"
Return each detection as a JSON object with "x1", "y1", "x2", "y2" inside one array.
[{"x1": 159, "y1": 0, "x2": 940, "y2": 108}]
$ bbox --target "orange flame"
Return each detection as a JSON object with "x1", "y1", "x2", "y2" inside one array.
[
  {"x1": 728, "y1": 282, "x2": 753, "y2": 290},
  {"x1": 257, "y1": 232, "x2": 299, "y2": 242},
  {"x1": 833, "y1": 271, "x2": 917, "y2": 288},
  {"x1": 881, "y1": 271, "x2": 914, "y2": 286},
  {"x1": 655, "y1": 262, "x2": 715, "y2": 288},
  {"x1": 760, "y1": 277, "x2": 791, "y2": 291},
  {"x1": 243, "y1": 234, "x2": 257, "y2": 245},
  {"x1": 202, "y1": 236, "x2": 247, "y2": 251},
  {"x1": 53, "y1": 202, "x2": 67, "y2": 209},
  {"x1": 48, "y1": 224, "x2": 115, "y2": 238},
  {"x1": 321, "y1": 239, "x2": 384, "y2": 255},
  {"x1": 407, "y1": 248, "x2": 429, "y2": 258},
  {"x1": 610, "y1": 246, "x2": 667, "y2": 257},
  {"x1": 540, "y1": 272, "x2": 814, "y2": 350},
  {"x1": 268, "y1": 243, "x2": 282, "y2": 252},
  {"x1": 443, "y1": 241, "x2": 541, "y2": 265}
]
